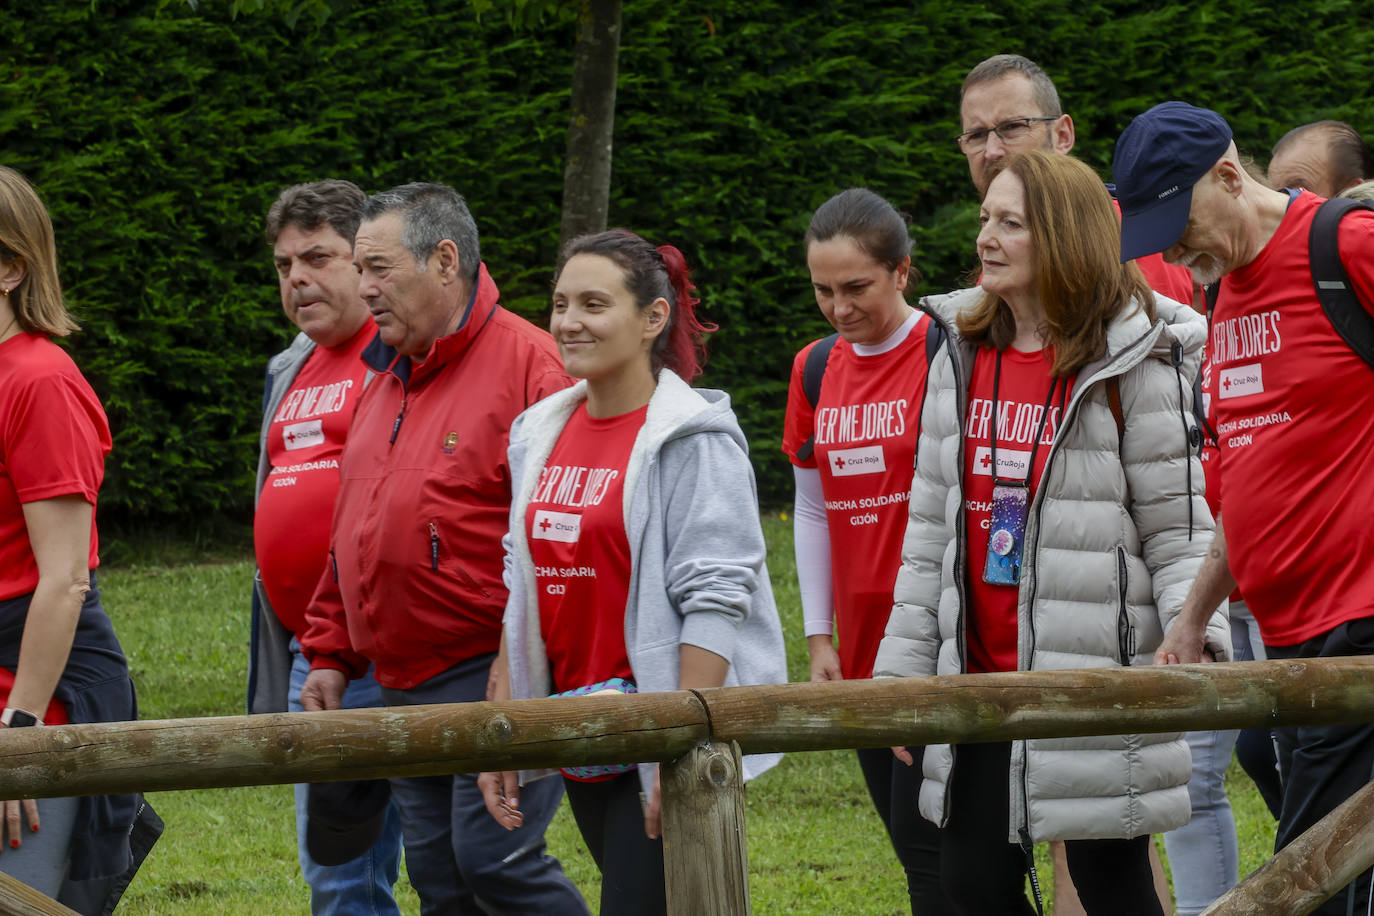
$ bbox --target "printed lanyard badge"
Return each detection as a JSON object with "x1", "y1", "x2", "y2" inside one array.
[
  {"x1": 981, "y1": 354, "x2": 1062, "y2": 587},
  {"x1": 984, "y1": 481, "x2": 1028, "y2": 585}
]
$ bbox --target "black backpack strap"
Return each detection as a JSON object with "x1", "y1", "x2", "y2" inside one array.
[
  {"x1": 795, "y1": 333, "x2": 840, "y2": 463},
  {"x1": 924, "y1": 313, "x2": 947, "y2": 364},
  {"x1": 1310, "y1": 196, "x2": 1374, "y2": 369}
]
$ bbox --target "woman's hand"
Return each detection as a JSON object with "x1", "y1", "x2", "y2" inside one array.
[
  {"x1": 643, "y1": 769, "x2": 662, "y2": 840},
  {"x1": 0, "y1": 798, "x2": 39, "y2": 850},
  {"x1": 807, "y1": 635, "x2": 843, "y2": 682},
  {"x1": 478, "y1": 771, "x2": 523, "y2": 830},
  {"x1": 891, "y1": 746, "x2": 914, "y2": 766}
]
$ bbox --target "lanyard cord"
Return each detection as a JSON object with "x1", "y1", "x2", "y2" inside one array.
[{"x1": 988, "y1": 349, "x2": 1064, "y2": 488}]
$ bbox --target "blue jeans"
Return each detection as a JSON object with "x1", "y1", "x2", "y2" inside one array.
[
  {"x1": 289, "y1": 642, "x2": 404, "y2": 916},
  {"x1": 1162, "y1": 605, "x2": 1256, "y2": 915},
  {"x1": 380, "y1": 653, "x2": 588, "y2": 916}
]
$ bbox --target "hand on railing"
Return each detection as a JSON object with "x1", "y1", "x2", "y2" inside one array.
[{"x1": 300, "y1": 668, "x2": 347, "y2": 711}]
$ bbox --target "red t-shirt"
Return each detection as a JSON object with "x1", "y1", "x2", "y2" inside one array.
[
  {"x1": 962, "y1": 346, "x2": 1072, "y2": 673},
  {"x1": 254, "y1": 320, "x2": 375, "y2": 636},
  {"x1": 528, "y1": 404, "x2": 642, "y2": 694},
  {"x1": 1209, "y1": 190, "x2": 1374, "y2": 645},
  {"x1": 781, "y1": 314, "x2": 932, "y2": 678},
  {"x1": 0, "y1": 333, "x2": 110, "y2": 601}
]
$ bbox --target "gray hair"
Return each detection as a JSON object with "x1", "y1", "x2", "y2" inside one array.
[
  {"x1": 961, "y1": 54, "x2": 1063, "y2": 118},
  {"x1": 264, "y1": 179, "x2": 366, "y2": 246},
  {"x1": 362, "y1": 182, "x2": 480, "y2": 280}
]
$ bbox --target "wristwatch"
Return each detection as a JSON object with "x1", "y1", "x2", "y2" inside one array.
[{"x1": 1, "y1": 707, "x2": 40, "y2": 728}]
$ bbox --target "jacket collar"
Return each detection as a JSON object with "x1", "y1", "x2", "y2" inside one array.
[
  {"x1": 921, "y1": 285, "x2": 1205, "y2": 387},
  {"x1": 361, "y1": 262, "x2": 501, "y2": 388}
]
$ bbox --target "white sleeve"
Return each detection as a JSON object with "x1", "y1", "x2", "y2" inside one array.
[{"x1": 793, "y1": 465, "x2": 835, "y2": 637}]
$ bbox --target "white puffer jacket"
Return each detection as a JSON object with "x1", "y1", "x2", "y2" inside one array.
[{"x1": 874, "y1": 287, "x2": 1230, "y2": 844}]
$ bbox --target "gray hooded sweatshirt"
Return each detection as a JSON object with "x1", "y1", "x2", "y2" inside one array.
[{"x1": 504, "y1": 369, "x2": 787, "y2": 793}]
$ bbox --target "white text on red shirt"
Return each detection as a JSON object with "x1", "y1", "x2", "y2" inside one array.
[
  {"x1": 813, "y1": 398, "x2": 908, "y2": 446},
  {"x1": 531, "y1": 464, "x2": 620, "y2": 509}
]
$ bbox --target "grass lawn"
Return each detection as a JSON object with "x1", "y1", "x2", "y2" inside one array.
[{"x1": 97, "y1": 514, "x2": 1276, "y2": 914}]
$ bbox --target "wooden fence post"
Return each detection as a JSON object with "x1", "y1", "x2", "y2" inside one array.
[
  {"x1": 0, "y1": 871, "x2": 77, "y2": 916},
  {"x1": 661, "y1": 740, "x2": 750, "y2": 916},
  {"x1": 1203, "y1": 778, "x2": 1374, "y2": 915}
]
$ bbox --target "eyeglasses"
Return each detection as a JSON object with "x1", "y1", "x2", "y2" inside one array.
[{"x1": 955, "y1": 117, "x2": 1059, "y2": 152}]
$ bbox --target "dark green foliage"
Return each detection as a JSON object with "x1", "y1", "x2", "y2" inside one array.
[{"x1": 3, "y1": 0, "x2": 1371, "y2": 520}]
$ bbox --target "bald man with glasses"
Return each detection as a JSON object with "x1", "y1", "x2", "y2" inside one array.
[{"x1": 956, "y1": 54, "x2": 1194, "y2": 305}]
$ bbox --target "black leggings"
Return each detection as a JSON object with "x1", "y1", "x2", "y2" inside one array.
[
  {"x1": 855, "y1": 746, "x2": 953, "y2": 913},
  {"x1": 563, "y1": 772, "x2": 666, "y2": 916},
  {"x1": 940, "y1": 742, "x2": 1162, "y2": 916}
]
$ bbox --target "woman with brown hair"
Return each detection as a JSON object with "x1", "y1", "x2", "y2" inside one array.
[
  {"x1": 0, "y1": 165, "x2": 141, "y2": 907},
  {"x1": 874, "y1": 150, "x2": 1229, "y2": 915}
]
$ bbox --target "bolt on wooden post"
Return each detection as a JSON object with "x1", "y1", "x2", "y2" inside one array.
[{"x1": 661, "y1": 740, "x2": 750, "y2": 915}]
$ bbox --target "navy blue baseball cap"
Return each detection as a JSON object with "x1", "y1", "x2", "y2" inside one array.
[{"x1": 1113, "y1": 101, "x2": 1233, "y2": 262}]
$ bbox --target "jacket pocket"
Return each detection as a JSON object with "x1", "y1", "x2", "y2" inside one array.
[
  {"x1": 428, "y1": 520, "x2": 492, "y2": 598},
  {"x1": 1116, "y1": 546, "x2": 1135, "y2": 666}
]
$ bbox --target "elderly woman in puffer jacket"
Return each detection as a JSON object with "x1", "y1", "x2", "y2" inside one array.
[{"x1": 874, "y1": 150, "x2": 1230, "y2": 916}]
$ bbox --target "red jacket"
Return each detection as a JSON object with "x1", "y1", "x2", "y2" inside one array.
[{"x1": 301, "y1": 264, "x2": 570, "y2": 689}]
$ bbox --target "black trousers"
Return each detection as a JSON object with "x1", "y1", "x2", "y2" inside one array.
[
  {"x1": 563, "y1": 771, "x2": 666, "y2": 916},
  {"x1": 1266, "y1": 616, "x2": 1374, "y2": 916},
  {"x1": 855, "y1": 746, "x2": 953, "y2": 914},
  {"x1": 940, "y1": 742, "x2": 1162, "y2": 916}
]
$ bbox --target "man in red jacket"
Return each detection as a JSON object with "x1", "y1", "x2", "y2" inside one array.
[{"x1": 299, "y1": 183, "x2": 585, "y2": 914}]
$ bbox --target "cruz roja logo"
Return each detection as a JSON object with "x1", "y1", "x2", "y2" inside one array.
[
  {"x1": 532, "y1": 509, "x2": 582, "y2": 543},
  {"x1": 828, "y1": 445, "x2": 886, "y2": 477}
]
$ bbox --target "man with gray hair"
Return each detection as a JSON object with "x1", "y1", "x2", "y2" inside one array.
[
  {"x1": 299, "y1": 183, "x2": 585, "y2": 913},
  {"x1": 1115, "y1": 101, "x2": 1374, "y2": 916},
  {"x1": 1268, "y1": 119, "x2": 1374, "y2": 200},
  {"x1": 252, "y1": 179, "x2": 404, "y2": 915}
]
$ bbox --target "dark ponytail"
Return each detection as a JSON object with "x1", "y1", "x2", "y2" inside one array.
[{"x1": 559, "y1": 229, "x2": 717, "y2": 382}]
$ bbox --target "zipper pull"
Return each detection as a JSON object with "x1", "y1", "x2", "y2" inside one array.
[
  {"x1": 390, "y1": 399, "x2": 407, "y2": 445},
  {"x1": 1019, "y1": 827, "x2": 1046, "y2": 916},
  {"x1": 329, "y1": 548, "x2": 339, "y2": 583},
  {"x1": 429, "y1": 522, "x2": 439, "y2": 571}
]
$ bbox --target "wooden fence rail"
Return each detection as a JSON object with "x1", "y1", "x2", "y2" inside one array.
[
  {"x1": 1, "y1": 657, "x2": 1372, "y2": 799},
  {"x1": 1, "y1": 657, "x2": 1373, "y2": 916}
]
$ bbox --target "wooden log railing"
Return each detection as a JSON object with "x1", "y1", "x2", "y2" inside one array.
[{"x1": 1, "y1": 657, "x2": 1373, "y2": 915}]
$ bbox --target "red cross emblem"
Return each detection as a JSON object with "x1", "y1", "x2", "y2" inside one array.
[{"x1": 539, "y1": 518, "x2": 552, "y2": 532}]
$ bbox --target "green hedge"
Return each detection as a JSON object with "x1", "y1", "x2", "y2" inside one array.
[{"x1": 2, "y1": 0, "x2": 1371, "y2": 523}]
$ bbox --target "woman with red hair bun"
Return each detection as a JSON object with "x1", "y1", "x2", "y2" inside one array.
[{"x1": 480, "y1": 229, "x2": 786, "y2": 915}]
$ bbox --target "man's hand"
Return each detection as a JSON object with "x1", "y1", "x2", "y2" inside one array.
[
  {"x1": 807, "y1": 635, "x2": 843, "y2": 683},
  {"x1": 300, "y1": 668, "x2": 347, "y2": 711},
  {"x1": 478, "y1": 771, "x2": 523, "y2": 830},
  {"x1": 1154, "y1": 617, "x2": 1213, "y2": 665}
]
